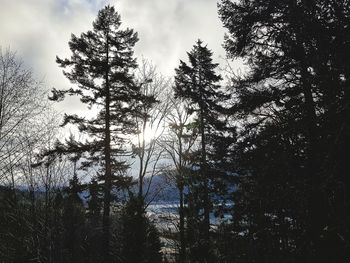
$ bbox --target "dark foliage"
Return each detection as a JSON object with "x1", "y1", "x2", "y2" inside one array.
[
  {"x1": 174, "y1": 40, "x2": 235, "y2": 262},
  {"x1": 217, "y1": 0, "x2": 350, "y2": 262},
  {"x1": 118, "y1": 196, "x2": 162, "y2": 263},
  {"x1": 1, "y1": 1, "x2": 350, "y2": 263},
  {"x1": 48, "y1": 5, "x2": 156, "y2": 260}
]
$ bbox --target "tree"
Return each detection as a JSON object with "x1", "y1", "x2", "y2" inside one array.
[
  {"x1": 161, "y1": 97, "x2": 198, "y2": 262},
  {"x1": 86, "y1": 179, "x2": 102, "y2": 227},
  {"x1": 174, "y1": 39, "x2": 235, "y2": 262},
  {"x1": 22, "y1": 110, "x2": 73, "y2": 262},
  {"x1": 0, "y1": 48, "x2": 47, "y2": 187},
  {"x1": 82, "y1": 178, "x2": 104, "y2": 262},
  {"x1": 0, "y1": 186, "x2": 36, "y2": 262},
  {"x1": 218, "y1": 0, "x2": 350, "y2": 261},
  {"x1": 61, "y1": 174, "x2": 86, "y2": 263},
  {"x1": 133, "y1": 58, "x2": 171, "y2": 200},
  {"x1": 49, "y1": 5, "x2": 155, "y2": 260},
  {"x1": 0, "y1": 50, "x2": 70, "y2": 262},
  {"x1": 119, "y1": 195, "x2": 162, "y2": 263}
]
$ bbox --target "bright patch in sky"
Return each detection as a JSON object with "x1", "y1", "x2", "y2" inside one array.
[{"x1": 0, "y1": 0, "x2": 242, "y2": 124}]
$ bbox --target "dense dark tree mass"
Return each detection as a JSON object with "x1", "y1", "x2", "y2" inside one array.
[
  {"x1": 218, "y1": 0, "x2": 350, "y2": 262},
  {"x1": 1, "y1": 1, "x2": 349, "y2": 263}
]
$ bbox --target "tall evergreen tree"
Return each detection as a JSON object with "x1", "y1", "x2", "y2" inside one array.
[
  {"x1": 174, "y1": 39, "x2": 235, "y2": 262},
  {"x1": 49, "y1": 5, "x2": 155, "y2": 260},
  {"x1": 218, "y1": 0, "x2": 350, "y2": 261}
]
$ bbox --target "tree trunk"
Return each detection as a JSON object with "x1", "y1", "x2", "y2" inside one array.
[
  {"x1": 200, "y1": 106, "x2": 210, "y2": 236},
  {"x1": 199, "y1": 104, "x2": 211, "y2": 260},
  {"x1": 179, "y1": 184, "x2": 186, "y2": 263},
  {"x1": 300, "y1": 56, "x2": 324, "y2": 260},
  {"x1": 103, "y1": 38, "x2": 112, "y2": 263}
]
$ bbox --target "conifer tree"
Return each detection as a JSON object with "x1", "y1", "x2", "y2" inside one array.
[
  {"x1": 174, "y1": 39, "x2": 235, "y2": 262},
  {"x1": 119, "y1": 195, "x2": 162, "y2": 263},
  {"x1": 62, "y1": 175, "x2": 85, "y2": 263},
  {"x1": 49, "y1": 5, "x2": 155, "y2": 260},
  {"x1": 218, "y1": 0, "x2": 350, "y2": 261},
  {"x1": 86, "y1": 179, "x2": 102, "y2": 227}
]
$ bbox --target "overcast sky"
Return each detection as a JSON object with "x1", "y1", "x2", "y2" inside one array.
[
  {"x1": 0, "y1": 0, "x2": 234, "y2": 179},
  {"x1": 0, "y1": 0, "x2": 228, "y2": 109}
]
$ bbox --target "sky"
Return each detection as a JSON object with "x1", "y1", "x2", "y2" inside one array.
[
  {"x1": 0, "y1": 0, "x2": 230, "y2": 114},
  {"x1": 0, "y1": 0, "x2": 237, "y2": 180}
]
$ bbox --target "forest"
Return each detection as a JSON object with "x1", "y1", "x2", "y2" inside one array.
[{"x1": 1, "y1": 1, "x2": 350, "y2": 262}]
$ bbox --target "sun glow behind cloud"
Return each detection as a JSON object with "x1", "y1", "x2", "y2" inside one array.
[{"x1": 0, "y1": 0, "x2": 239, "y2": 142}]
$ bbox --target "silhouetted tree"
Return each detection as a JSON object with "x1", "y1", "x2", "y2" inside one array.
[
  {"x1": 61, "y1": 175, "x2": 86, "y2": 263},
  {"x1": 84, "y1": 179, "x2": 104, "y2": 262},
  {"x1": 0, "y1": 187, "x2": 31, "y2": 262},
  {"x1": 0, "y1": 49, "x2": 47, "y2": 188},
  {"x1": 50, "y1": 5, "x2": 155, "y2": 260},
  {"x1": 174, "y1": 39, "x2": 235, "y2": 262},
  {"x1": 119, "y1": 195, "x2": 162, "y2": 263},
  {"x1": 218, "y1": 0, "x2": 350, "y2": 261},
  {"x1": 161, "y1": 98, "x2": 198, "y2": 262},
  {"x1": 86, "y1": 179, "x2": 102, "y2": 227},
  {"x1": 133, "y1": 59, "x2": 171, "y2": 200}
]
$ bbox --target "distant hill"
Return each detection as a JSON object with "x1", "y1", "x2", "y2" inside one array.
[{"x1": 142, "y1": 174, "x2": 180, "y2": 203}]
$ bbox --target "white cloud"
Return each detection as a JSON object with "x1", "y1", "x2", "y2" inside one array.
[
  {"x1": 0, "y1": 0, "x2": 233, "y2": 113},
  {"x1": 0, "y1": 0, "x2": 108, "y2": 113},
  {"x1": 116, "y1": 0, "x2": 227, "y2": 76}
]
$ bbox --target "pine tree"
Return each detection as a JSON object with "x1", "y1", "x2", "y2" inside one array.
[
  {"x1": 49, "y1": 5, "x2": 155, "y2": 260},
  {"x1": 174, "y1": 39, "x2": 235, "y2": 262}
]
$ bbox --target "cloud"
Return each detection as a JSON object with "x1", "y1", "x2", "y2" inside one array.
[
  {"x1": 0, "y1": 0, "x2": 229, "y2": 113},
  {"x1": 116, "y1": 0, "x2": 227, "y2": 76},
  {"x1": 0, "y1": 0, "x2": 109, "y2": 112}
]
